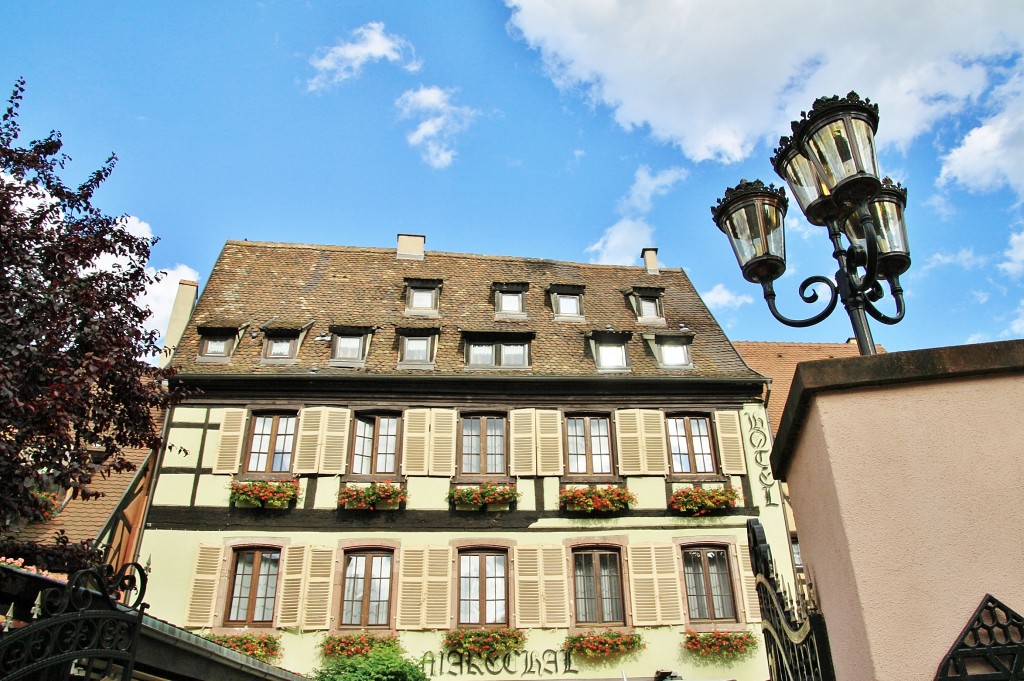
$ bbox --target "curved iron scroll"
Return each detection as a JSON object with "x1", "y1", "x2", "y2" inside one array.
[
  {"x1": 0, "y1": 562, "x2": 147, "y2": 681},
  {"x1": 935, "y1": 594, "x2": 1024, "y2": 680},
  {"x1": 762, "y1": 277, "x2": 840, "y2": 328},
  {"x1": 747, "y1": 519, "x2": 836, "y2": 681}
]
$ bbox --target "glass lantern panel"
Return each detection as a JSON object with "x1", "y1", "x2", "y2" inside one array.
[
  {"x1": 780, "y1": 151, "x2": 827, "y2": 213},
  {"x1": 761, "y1": 201, "x2": 786, "y2": 263},
  {"x1": 849, "y1": 117, "x2": 879, "y2": 178},
  {"x1": 723, "y1": 203, "x2": 757, "y2": 266},
  {"x1": 872, "y1": 198, "x2": 908, "y2": 255},
  {"x1": 806, "y1": 119, "x2": 858, "y2": 189}
]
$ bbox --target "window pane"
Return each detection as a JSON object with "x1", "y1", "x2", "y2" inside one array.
[
  {"x1": 272, "y1": 416, "x2": 295, "y2": 472},
  {"x1": 498, "y1": 292, "x2": 522, "y2": 313},
  {"x1": 204, "y1": 338, "x2": 227, "y2": 355},
  {"x1": 410, "y1": 288, "x2": 435, "y2": 309},
  {"x1": 469, "y1": 343, "x2": 494, "y2": 366},
  {"x1": 252, "y1": 551, "x2": 279, "y2": 621},
  {"x1": 267, "y1": 339, "x2": 292, "y2": 357},
  {"x1": 248, "y1": 416, "x2": 272, "y2": 472},
  {"x1": 486, "y1": 417, "x2": 505, "y2": 473},
  {"x1": 639, "y1": 297, "x2": 660, "y2": 318},
  {"x1": 668, "y1": 418, "x2": 691, "y2": 473},
  {"x1": 462, "y1": 418, "x2": 481, "y2": 473},
  {"x1": 353, "y1": 418, "x2": 373, "y2": 475},
  {"x1": 598, "y1": 553, "x2": 623, "y2": 622},
  {"x1": 334, "y1": 335, "x2": 363, "y2": 359},
  {"x1": 229, "y1": 552, "x2": 255, "y2": 621},
  {"x1": 485, "y1": 554, "x2": 506, "y2": 624},
  {"x1": 368, "y1": 555, "x2": 391, "y2": 626},
  {"x1": 707, "y1": 550, "x2": 735, "y2": 619},
  {"x1": 691, "y1": 418, "x2": 713, "y2": 473},
  {"x1": 558, "y1": 294, "x2": 580, "y2": 315},
  {"x1": 660, "y1": 342, "x2": 690, "y2": 366},
  {"x1": 405, "y1": 337, "x2": 430, "y2": 362},
  {"x1": 573, "y1": 553, "x2": 596, "y2": 622},
  {"x1": 567, "y1": 418, "x2": 587, "y2": 473},
  {"x1": 342, "y1": 555, "x2": 366, "y2": 625},
  {"x1": 684, "y1": 550, "x2": 709, "y2": 619},
  {"x1": 377, "y1": 417, "x2": 397, "y2": 473},
  {"x1": 501, "y1": 343, "x2": 526, "y2": 367},
  {"x1": 590, "y1": 418, "x2": 611, "y2": 473},
  {"x1": 597, "y1": 343, "x2": 626, "y2": 368},
  {"x1": 460, "y1": 555, "x2": 481, "y2": 624}
]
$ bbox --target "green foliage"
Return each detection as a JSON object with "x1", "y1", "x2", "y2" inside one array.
[
  {"x1": 320, "y1": 632, "x2": 402, "y2": 658},
  {"x1": 0, "y1": 79, "x2": 184, "y2": 533},
  {"x1": 447, "y1": 482, "x2": 520, "y2": 507},
  {"x1": 311, "y1": 648, "x2": 428, "y2": 681},
  {"x1": 669, "y1": 486, "x2": 739, "y2": 515},
  {"x1": 203, "y1": 632, "x2": 282, "y2": 663},
  {"x1": 442, "y1": 628, "x2": 526, "y2": 656}
]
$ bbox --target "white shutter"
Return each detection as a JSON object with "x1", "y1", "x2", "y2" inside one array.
[
  {"x1": 293, "y1": 407, "x2": 324, "y2": 474},
  {"x1": 184, "y1": 544, "x2": 224, "y2": 627},
  {"x1": 715, "y1": 410, "x2": 747, "y2": 474},
  {"x1": 535, "y1": 410, "x2": 564, "y2": 476},
  {"x1": 402, "y1": 409, "x2": 430, "y2": 476},
  {"x1": 428, "y1": 409, "x2": 457, "y2": 476},
  {"x1": 396, "y1": 546, "x2": 452, "y2": 629},
  {"x1": 509, "y1": 409, "x2": 536, "y2": 476},
  {"x1": 627, "y1": 544, "x2": 684, "y2": 626},
  {"x1": 615, "y1": 409, "x2": 644, "y2": 475},
  {"x1": 639, "y1": 409, "x2": 668, "y2": 474},
  {"x1": 213, "y1": 408, "x2": 246, "y2": 474},
  {"x1": 513, "y1": 547, "x2": 544, "y2": 628},
  {"x1": 423, "y1": 547, "x2": 453, "y2": 629},
  {"x1": 275, "y1": 545, "x2": 308, "y2": 628},
  {"x1": 539, "y1": 546, "x2": 569, "y2": 627},
  {"x1": 396, "y1": 547, "x2": 427, "y2": 629},
  {"x1": 302, "y1": 546, "x2": 337, "y2": 630},
  {"x1": 319, "y1": 407, "x2": 352, "y2": 474},
  {"x1": 737, "y1": 545, "x2": 761, "y2": 623}
]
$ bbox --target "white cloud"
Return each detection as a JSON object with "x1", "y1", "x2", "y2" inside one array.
[
  {"x1": 999, "y1": 230, "x2": 1024, "y2": 276},
  {"x1": 924, "y1": 193, "x2": 956, "y2": 221},
  {"x1": 585, "y1": 217, "x2": 653, "y2": 265},
  {"x1": 395, "y1": 86, "x2": 478, "y2": 169},
  {"x1": 308, "y1": 22, "x2": 420, "y2": 92},
  {"x1": 940, "y1": 75, "x2": 1024, "y2": 197},
  {"x1": 971, "y1": 290, "x2": 990, "y2": 304},
  {"x1": 586, "y1": 165, "x2": 686, "y2": 264},
  {"x1": 919, "y1": 247, "x2": 988, "y2": 273},
  {"x1": 701, "y1": 283, "x2": 754, "y2": 310},
  {"x1": 617, "y1": 165, "x2": 687, "y2": 215},
  {"x1": 507, "y1": 1, "x2": 1024, "y2": 163},
  {"x1": 1010, "y1": 300, "x2": 1024, "y2": 336},
  {"x1": 142, "y1": 263, "x2": 200, "y2": 344}
]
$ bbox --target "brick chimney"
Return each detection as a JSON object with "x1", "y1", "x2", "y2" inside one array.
[{"x1": 641, "y1": 247, "x2": 659, "y2": 274}]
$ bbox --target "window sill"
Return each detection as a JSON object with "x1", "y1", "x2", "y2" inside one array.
[
  {"x1": 566, "y1": 624, "x2": 632, "y2": 635},
  {"x1": 397, "y1": 361, "x2": 435, "y2": 370},
  {"x1": 494, "y1": 312, "x2": 528, "y2": 321},
  {"x1": 685, "y1": 620, "x2": 744, "y2": 633},
  {"x1": 403, "y1": 309, "x2": 439, "y2": 317},
  {"x1": 464, "y1": 365, "x2": 532, "y2": 371},
  {"x1": 452, "y1": 475, "x2": 513, "y2": 484},
  {"x1": 196, "y1": 355, "x2": 231, "y2": 363},
  {"x1": 596, "y1": 367, "x2": 631, "y2": 373},
  {"x1": 344, "y1": 474, "x2": 405, "y2": 483},
  {"x1": 562, "y1": 475, "x2": 623, "y2": 484},
  {"x1": 636, "y1": 316, "x2": 667, "y2": 325},
  {"x1": 260, "y1": 358, "x2": 298, "y2": 365},
  {"x1": 235, "y1": 472, "x2": 298, "y2": 481},
  {"x1": 668, "y1": 474, "x2": 729, "y2": 483},
  {"x1": 657, "y1": 363, "x2": 694, "y2": 370},
  {"x1": 553, "y1": 314, "x2": 586, "y2": 322},
  {"x1": 329, "y1": 358, "x2": 367, "y2": 368}
]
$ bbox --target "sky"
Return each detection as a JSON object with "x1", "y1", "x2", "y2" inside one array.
[{"x1": 3, "y1": 1, "x2": 1024, "y2": 353}]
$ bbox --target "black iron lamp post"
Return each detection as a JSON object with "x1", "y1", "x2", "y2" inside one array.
[{"x1": 711, "y1": 92, "x2": 910, "y2": 356}]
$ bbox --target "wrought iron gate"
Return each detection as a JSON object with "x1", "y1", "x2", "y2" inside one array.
[
  {"x1": 747, "y1": 519, "x2": 836, "y2": 681},
  {"x1": 0, "y1": 562, "x2": 147, "y2": 681}
]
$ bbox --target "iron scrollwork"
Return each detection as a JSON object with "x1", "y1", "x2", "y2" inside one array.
[
  {"x1": 935, "y1": 594, "x2": 1024, "y2": 679},
  {"x1": 0, "y1": 562, "x2": 147, "y2": 681}
]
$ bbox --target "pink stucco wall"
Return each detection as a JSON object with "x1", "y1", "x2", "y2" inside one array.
[{"x1": 787, "y1": 373, "x2": 1024, "y2": 681}]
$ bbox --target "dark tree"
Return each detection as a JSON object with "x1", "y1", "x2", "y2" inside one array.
[{"x1": 0, "y1": 79, "x2": 183, "y2": 534}]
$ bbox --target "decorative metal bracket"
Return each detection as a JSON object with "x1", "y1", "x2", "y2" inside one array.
[{"x1": 935, "y1": 594, "x2": 1024, "y2": 680}]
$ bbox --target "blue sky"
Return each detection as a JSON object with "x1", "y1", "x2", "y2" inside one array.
[{"x1": 4, "y1": 1, "x2": 1024, "y2": 352}]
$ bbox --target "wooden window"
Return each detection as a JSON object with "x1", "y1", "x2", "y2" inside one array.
[
  {"x1": 496, "y1": 291, "x2": 523, "y2": 314},
  {"x1": 566, "y1": 416, "x2": 613, "y2": 475},
  {"x1": 572, "y1": 549, "x2": 624, "y2": 624},
  {"x1": 407, "y1": 287, "x2": 439, "y2": 311},
  {"x1": 264, "y1": 337, "x2": 297, "y2": 359},
  {"x1": 667, "y1": 416, "x2": 715, "y2": 474},
  {"x1": 682, "y1": 547, "x2": 736, "y2": 621},
  {"x1": 200, "y1": 336, "x2": 232, "y2": 357},
  {"x1": 657, "y1": 339, "x2": 691, "y2": 367},
  {"x1": 555, "y1": 293, "x2": 582, "y2": 316},
  {"x1": 459, "y1": 550, "x2": 508, "y2": 626},
  {"x1": 352, "y1": 415, "x2": 399, "y2": 475},
  {"x1": 341, "y1": 551, "x2": 393, "y2": 627},
  {"x1": 245, "y1": 414, "x2": 296, "y2": 473},
  {"x1": 461, "y1": 416, "x2": 506, "y2": 475},
  {"x1": 638, "y1": 295, "x2": 662, "y2": 319},
  {"x1": 333, "y1": 334, "x2": 367, "y2": 361},
  {"x1": 595, "y1": 341, "x2": 628, "y2": 369},
  {"x1": 467, "y1": 342, "x2": 529, "y2": 368},
  {"x1": 400, "y1": 335, "x2": 436, "y2": 365},
  {"x1": 226, "y1": 548, "x2": 280, "y2": 626}
]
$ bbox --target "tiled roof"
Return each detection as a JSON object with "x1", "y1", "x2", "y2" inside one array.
[
  {"x1": 172, "y1": 241, "x2": 761, "y2": 381},
  {"x1": 733, "y1": 341, "x2": 884, "y2": 435}
]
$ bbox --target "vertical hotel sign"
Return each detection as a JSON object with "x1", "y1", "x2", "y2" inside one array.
[{"x1": 746, "y1": 411, "x2": 778, "y2": 506}]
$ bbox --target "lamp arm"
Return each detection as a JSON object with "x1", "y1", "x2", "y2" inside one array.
[
  {"x1": 864, "y1": 275, "x2": 906, "y2": 325},
  {"x1": 761, "y1": 276, "x2": 840, "y2": 328}
]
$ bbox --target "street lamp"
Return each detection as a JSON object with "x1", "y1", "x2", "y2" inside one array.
[{"x1": 711, "y1": 92, "x2": 910, "y2": 355}]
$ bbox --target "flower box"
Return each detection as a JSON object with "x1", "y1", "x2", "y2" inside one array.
[
  {"x1": 203, "y1": 632, "x2": 282, "y2": 663},
  {"x1": 559, "y1": 485, "x2": 636, "y2": 513},
  {"x1": 669, "y1": 486, "x2": 739, "y2": 516},
  {"x1": 443, "y1": 628, "x2": 527, "y2": 656},
  {"x1": 448, "y1": 482, "x2": 520, "y2": 510},
  {"x1": 337, "y1": 480, "x2": 408, "y2": 510},
  {"x1": 229, "y1": 478, "x2": 301, "y2": 509},
  {"x1": 561, "y1": 630, "x2": 644, "y2": 658},
  {"x1": 682, "y1": 630, "x2": 758, "y2": 663},
  {"x1": 320, "y1": 632, "x2": 401, "y2": 658}
]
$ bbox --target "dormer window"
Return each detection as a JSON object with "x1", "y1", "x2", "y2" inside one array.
[
  {"x1": 547, "y1": 284, "x2": 586, "y2": 321},
  {"x1": 643, "y1": 329, "x2": 695, "y2": 369},
  {"x1": 462, "y1": 331, "x2": 534, "y2": 369},
  {"x1": 329, "y1": 325, "x2": 373, "y2": 368},
  {"x1": 625, "y1": 286, "x2": 666, "y2": 323},
  {"x1": 259, "y1": 320, "x2": 312, "y2": 365},
  {"x1": 492, "y1": 282, "x2": 529, "y2": 319},
  {"x1": 397, "y1": 328, "x2": 439, "y2": 369},
  {"x1": 265, "y1": 338, "x2": 296, "y2": 359},
  {"x1": 404, "y1": 278, "x2": 442, "y2": 316},
  {"x1": 587, "y1": 331, "x2": 631, "y2": 371},
  {"x1": 196, "y1": 323, "x2": 245, "y2": 363}
]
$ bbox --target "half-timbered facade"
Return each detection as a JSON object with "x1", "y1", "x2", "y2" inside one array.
[{"x1": 140, "y1": 235, "x2": 794, "y2": 680}]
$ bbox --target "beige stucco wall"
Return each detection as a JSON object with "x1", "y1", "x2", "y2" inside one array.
[{"x1": 787, "y1": 372, "x2": 1024, "y2": 681}]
